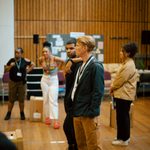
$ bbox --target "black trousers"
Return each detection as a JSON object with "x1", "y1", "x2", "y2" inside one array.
[
  {"x1": 115, "y1": 98, "x2": 132, "y2": 141},
  {"x1": 63, "y1": 112, "x2": 78, "y2": 149}
]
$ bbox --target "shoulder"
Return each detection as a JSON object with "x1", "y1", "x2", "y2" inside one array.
[
  {"x1": 7, "y1": 58, "x2": 15, "y2": 64},
  {"x1": 88, "y1": 59, "x2": 104, "y2": 75},
  {"x1": 24, "y1": 58, "x2": 31, "y2": 62},
  {"x1": 9, "y1": 58, "x2": 15, "y2": 62},
  {"x1": 39, "y1": 56, "x2": 44, "y2": 62},
  {"x1": 126, "y1": 58, "x2": 134, "y2": 65},
  {"x1": 91, "y1": 59, "x2": 104, "y2": 69},
  {"x1": 123, "y1": 59, "x2": 135, "y2": 70},
  {"x1": 23, "y1": 58, "x2": 32, "y2": 66}
]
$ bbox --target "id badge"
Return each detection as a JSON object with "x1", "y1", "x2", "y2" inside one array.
[{"x1": 17, "y1": 72, "x2": 22, "y2": 77}]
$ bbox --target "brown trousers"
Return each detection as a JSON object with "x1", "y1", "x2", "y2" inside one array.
[
  {"x1": 9, "y1": 80, "x2": 26, "y2": 103},
  {"x1": 73, "y1": 116, "x2": 102, "y2": 150}
]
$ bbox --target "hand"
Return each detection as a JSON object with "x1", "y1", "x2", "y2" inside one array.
[
  {"x1": 110, "y1": 87, "x2": 114, "y2": 96},
  {"x1": 43, "y1": 66, "x2": 49, "y2": 71},
  {"x1": 26, "y1": 68, "x2": 30, "y2": 73},
  {"x1": 10, "y1": 62, "x2": 15, "y2": 66},
  {"x1": 26, "y1": 66, "x2": 31, "y2": 73}
]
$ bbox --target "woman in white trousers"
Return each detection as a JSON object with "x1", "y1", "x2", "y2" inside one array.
[{"x1": 39, "y1": 41, "x2": 65, "y2": 129}]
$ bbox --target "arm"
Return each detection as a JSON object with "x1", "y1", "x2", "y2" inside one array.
[
  {"x1": 64, "y1": 57, "x2": 82, "y2": 75},
  {"x1": 91, "y1": 62, "x2": 104, "y2": 103},
  {"x1": 39, "y1": 56, "x2": 46, "y2": 68},
  {"x1": 26, "y1": 62, "x2": 35, "y2": 73},
  {"x1": 4, "y1": 59, "x2": 15, "y2": 72},
  {"x1": 111, "y1": 64, "x2": 131, "y2": 91},
  {"x1": 25, "y1": 58, "x2": 35, "y2": 73},
  {"x1": 64, "y1": 61, "x2": 72, "y2": 75},
  {"x1": 4, "y1": 64, "x2": 15, "y2": 72},
  {"x1": 54, "y1": 56, "x2": 66, "y2": 70},
  {"x1": 88, "y1": 62, "x2": 104, "y2": 117},
  {"x1": 71, "y1": 57, "x2": 82, "y2": 63},
  {"x1": 54, "y1": 56, "x2": 65, "y2": 63},
  {"x1": 38, "y1": 56, "x2": 49, "y2": 73},
  {"x1": 39, "y1": 56, "x2": 43, "y2": 66}
]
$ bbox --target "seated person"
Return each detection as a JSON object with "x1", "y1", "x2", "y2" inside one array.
[{"x1": 0, "y1": 132, "x2": 17, "y2": 150}]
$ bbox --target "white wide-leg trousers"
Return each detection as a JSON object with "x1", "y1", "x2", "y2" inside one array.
[{"x1": 41, "y1": 74, "x2": 59, "y2": 119}]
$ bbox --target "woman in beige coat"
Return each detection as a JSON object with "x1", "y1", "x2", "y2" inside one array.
[{"x1": 110, "y1": 42, "x2": 138, "y2": 146}]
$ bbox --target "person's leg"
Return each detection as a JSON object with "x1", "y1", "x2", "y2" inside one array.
[
  {"x1": 125, "y1": 101, "x2": 132, "y2": 140},
  {"x1": 116, "y1": 98, "x2": 131, "y2": 141},
  {"x1": 4, "y1": 102, "x2": 14, "y2": 120},
  {"x1": 63, "y1": 113, "x2": 78, "y2": 149},
  {"x1": 19, "y1": 102, "x2": 24, "y2": 113},
  {"x1": 115, "y1": 98, "x2": 123, "y2": 140},
  {"x1": 18, "y1": 81, "x2": 26, "y2": 120},
  {"x1": 7, "y1": 102, "x2": 14, "y2": 112},
  {"x1": 120, "y1": 100, "x2": 131, "y2": 141},
  {"x1": 41, "y1": 76, "x2": 50, "y2": 124},
  {"x1": 48, "y1": 75, "x2": 59, "y2": 128},
  {"x1": 73, "y1": 117, "x2": 87, "y2": 150},
  {"x1": 82, "y1": 116, "x2": 102, "y2": 150},
  {"x1": 4, "y1": 80, "x2": 17, "y2": 120}
]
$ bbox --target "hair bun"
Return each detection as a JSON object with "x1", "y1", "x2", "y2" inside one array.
[{"x1": 43, "y1": 41, "x2": 51, "y2": 48}]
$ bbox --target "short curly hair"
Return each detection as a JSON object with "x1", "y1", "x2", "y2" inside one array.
[
  {"x1": 15, "y1": 47, "x2": 24, "y2": 53},
  {"x1": 122, "y1": 42, "x2": 138, "y2": 58},
  {"x1": 66, "y1": 38, "x2": 77, "y2": 45}
]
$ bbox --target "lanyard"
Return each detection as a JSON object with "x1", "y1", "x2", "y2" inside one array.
[
  {"x1": 71, "y1": 55, "x2": 94, "y2": 100},
  {"x1": 16, "y1": 58, "x2": 21, "y2": 71},
  {"x1": 77, "y1": 55, "x2": 94, "y2": 84}
]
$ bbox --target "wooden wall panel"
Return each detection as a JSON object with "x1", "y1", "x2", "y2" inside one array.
[
  {"x1": 14, "y1": 0, "x2": 150, "y2": 68},
  {"x1": 148, "y1": 0, "x2": 150, "y2": 23}
]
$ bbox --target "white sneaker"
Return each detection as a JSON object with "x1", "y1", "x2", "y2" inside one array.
[
  {"x1": 113, "y1": 137, "x2": 130, "y2": 142},
  {"x1": 114, "y1": 137, "x2": 117, "y2": 141},
  {"x1": 112, "y1": 139, "x2": 129, "y2": 146},
  {"x1": 126, "y1": 138, "x2": 130, "y2": 143}
]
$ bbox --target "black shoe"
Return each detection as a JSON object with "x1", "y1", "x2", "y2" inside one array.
[
  {"x1": 20, "y1": 112, "x2": 25, "y2": 120},
  {"x1": 4, "y1": 112, "x2": 11, "y2": 120}
]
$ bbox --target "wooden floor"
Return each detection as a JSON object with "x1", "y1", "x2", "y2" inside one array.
[{"x1": 0, "y1": 97, "x2": 150, "y2": 150}]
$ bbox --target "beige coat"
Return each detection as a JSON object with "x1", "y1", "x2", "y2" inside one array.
[{"x1": 111, "y1": 58, "x2": 138, "y2": 101}]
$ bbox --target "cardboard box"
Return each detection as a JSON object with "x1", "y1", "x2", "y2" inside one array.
[
  {"x1": 30, "y1": 96, "x2": 43, "y2": 122},
  {"x1": 110, "y1": 102, "x2": 134, "y2": 128},
  {"x1": 4, "y1": 129, "x2": 23, "y2": 150}
]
